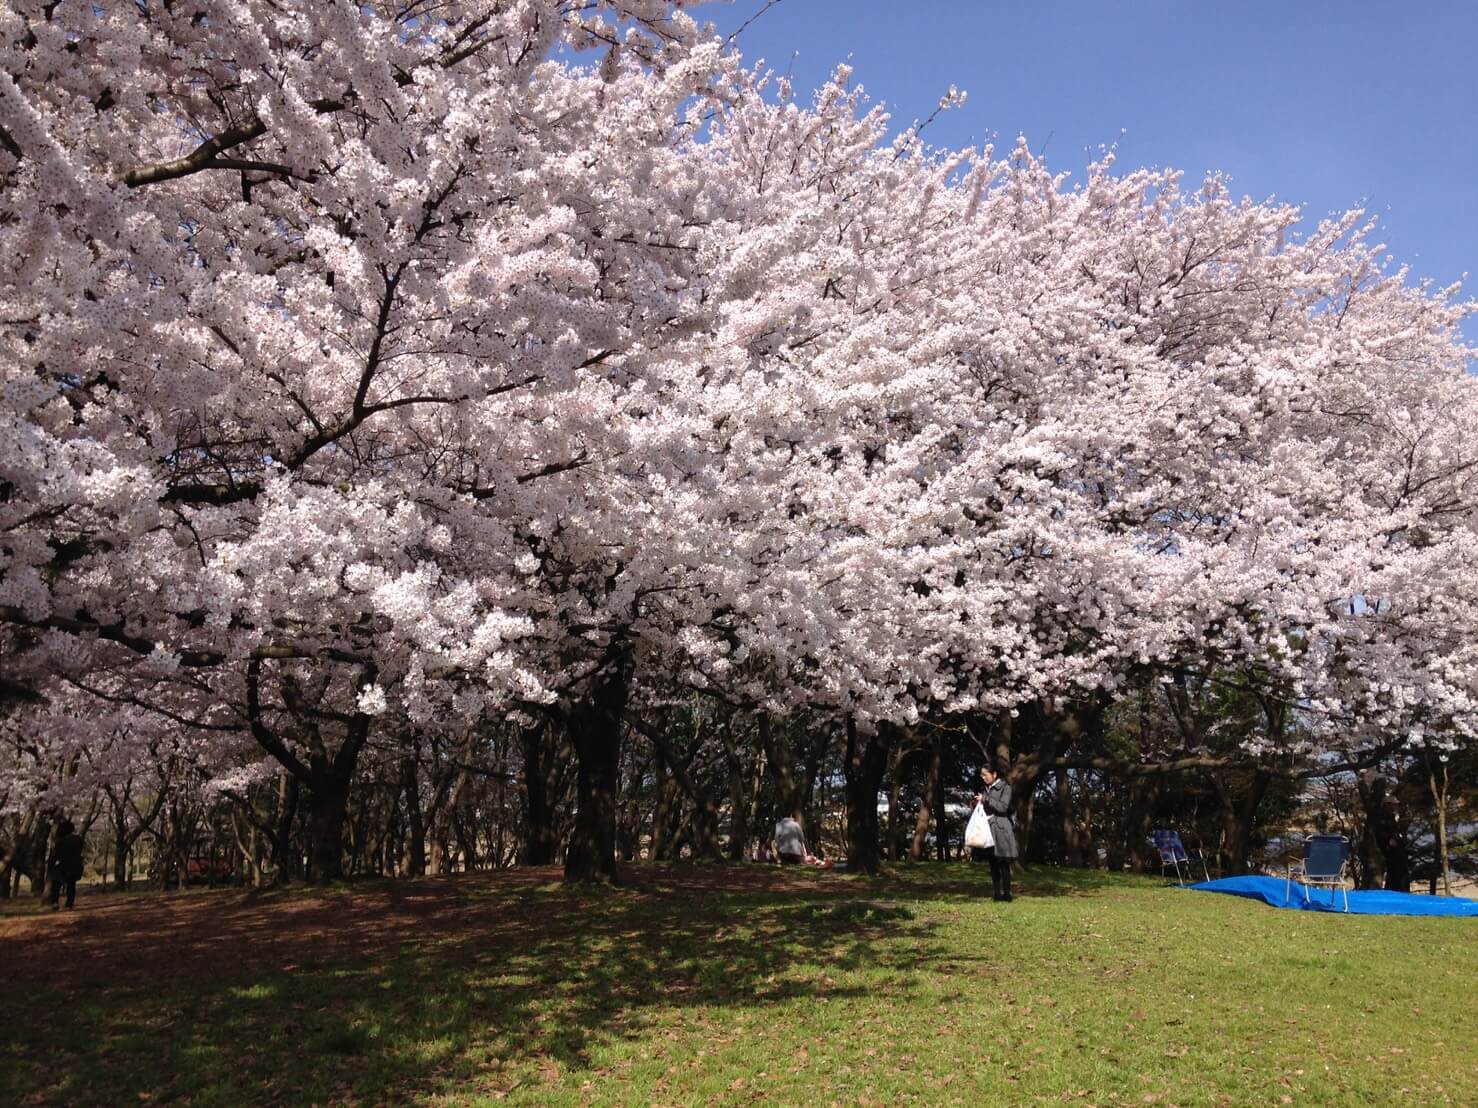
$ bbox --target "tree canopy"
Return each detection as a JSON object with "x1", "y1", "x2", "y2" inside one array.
[{"x1": 2, "y1": 1, "x2": 1474, "y2": 887}]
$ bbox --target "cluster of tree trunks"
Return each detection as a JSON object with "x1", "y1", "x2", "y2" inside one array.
[{"x1": 4, "y1": 682, "x2": 1465, "y2": 893}]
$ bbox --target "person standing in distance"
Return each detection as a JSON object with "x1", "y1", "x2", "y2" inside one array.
[
  {"x1": 48, "y1": 819, "x2": 86, "y2": 910},
  {"x1": 974, "y1": 767, "x2": 1018, "y2": 902}
]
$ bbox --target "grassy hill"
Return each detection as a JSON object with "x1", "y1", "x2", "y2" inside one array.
[{"x1": 2, "y1": 865, "x2": 1473, "y2": 1105}]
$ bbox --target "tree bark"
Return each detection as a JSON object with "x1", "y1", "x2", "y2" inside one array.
[
  {"x1": 628, "y1": 713, "x2": 722, "y2": 862},
  {"x1": 35, "y1": 819, "x2": 58, "y2": 900},
  {"x1": 885, "y1": 740, "x2": 912, "y2": 861},
  {"x1": 721, "y1": 723, "x2": 750, "y2": 861},
  {"x1": 519, "y1": 722, "x2": 561, "y2": 865},
  {"x1": 113, "y1": 824, "x2": 130, "y2": 886},
  {"x1": 270, "y1": 772, "x2": 300, "y2": 884},
  {"x1": 400, "y1": 749, "x2": 427, "y2": 876},
  {"x1": 244, "y1": 656, "x2": 375, "y2": 883},
  {"x1": 748, "y1": 746, "x2": 769, "y2": 861},
  {"x1": 230, "y1": 808, "x2": 263, "y2": 887},
  {"x1": 563, "y1": 661, "x2": 629, "y2": 884},
  {"x1": 616, "y1": 750, "x2": 647, "y2": 863},
  {"x1": 1057, "y1": 767, "x2": 1084, "y2": 866},
  {"x1": 910, "y1": 735, "x2": 941, "y2": 861},
  {"x1": 1427, "y1": 753, "x2": 1452, "y2": 896},
  {"x1": 453, "y1": 811, "x2": 478, "y2": 872},
  {"x1": 1207, "y1": 767, "x2": 1269, "y2": 875},
  {"x1": 307, "y1": 776, "x2": 350, "y2": 881},
  {"x1": 934, "y1": 741, "x2": 951, "y2": 861},
  {"x1": 843, "y1": 716, "x2": 893, "y2": 876},
  {"x1": 427, "y1": 731, "x2": 477, "y2": 874},
  {"x1": 758, "y1": 713, "x2": 806, "y2": 819},
  {"x1": 1106, "y1": 777, "x2": 1148, "y2": 871},
  {"x1": 0, "y1": 809, "x2": 37, "y2": 898},
  {"x1": 1357, "y1": 771, "x2": 1411, "y2": 892},
  {"x1": 649, "y1": 749, "x2": 679, "y2": 861},
  {"x1": 996, "y1": 701, "x2": 1076, "y2": 860}
]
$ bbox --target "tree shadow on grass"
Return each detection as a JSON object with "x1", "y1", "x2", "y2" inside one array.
[{"x1": 1, "y1": 865, "x2": 968, "y2": 1105}]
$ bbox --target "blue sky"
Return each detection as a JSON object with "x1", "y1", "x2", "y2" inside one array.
[{"x1": 703, "y1": 1, "x2": 1478, "y2": 348}]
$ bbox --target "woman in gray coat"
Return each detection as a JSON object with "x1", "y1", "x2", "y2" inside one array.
[{"x1": 977, "y1": 767, "x2": 1017, "y2": 901}]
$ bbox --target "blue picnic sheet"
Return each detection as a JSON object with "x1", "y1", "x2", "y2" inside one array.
[{"x1": 1190, "y1": 875, "x2": 1478, "y2": 917}]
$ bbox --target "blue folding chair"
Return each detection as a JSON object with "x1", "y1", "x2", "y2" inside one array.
[
  {"x1": 1150, "y1": 830, "x2": 1210, "y2": 885},
  {"x1": 1286, "y1": 834, "x2": 1352, "y2": 911}
]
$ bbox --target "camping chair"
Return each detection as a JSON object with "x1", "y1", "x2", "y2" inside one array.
[
  {"x1": 1286, "y1": 834, "x2": 1352, "y2": 912},
  {"x1": 1150, "y1": 830, "x2": 1210, "y2": 886}
]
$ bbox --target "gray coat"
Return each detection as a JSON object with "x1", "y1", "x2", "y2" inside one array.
[{"x1": 983, "y1": 779, "x2": 1018, "y2": 860}]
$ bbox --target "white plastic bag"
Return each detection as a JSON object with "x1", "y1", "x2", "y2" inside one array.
[{"x1": 964, "y1": 802, "x2": 994, "y2": 850}]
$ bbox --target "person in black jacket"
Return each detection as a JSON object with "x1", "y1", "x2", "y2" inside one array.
[{"x1": 48, "y1": 819, "x2": 85, "y2": 910}]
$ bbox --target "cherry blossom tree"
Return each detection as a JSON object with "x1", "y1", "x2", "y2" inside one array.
[
  {"x1": 0, "y1": 0, "x2": 748, "y2": 878},
  {"x1": 2, "y1": 1, "x2": 1474, "y2": 885}
]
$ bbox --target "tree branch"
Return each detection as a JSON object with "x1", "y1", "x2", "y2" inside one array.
[
  {"x1": 121, "y1": 119, "x2": 270, "y2": 188},
  {"x1": 245, "y1": 657, "x2": 314, "y2": 785},
  {"x1": 161, "y1": 481, "x2": 264, "y2": 506}
]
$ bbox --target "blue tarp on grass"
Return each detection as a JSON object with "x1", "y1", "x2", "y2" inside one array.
[{"x1": 1190, "y1": 876, "x2": 1478, "y2": 917}]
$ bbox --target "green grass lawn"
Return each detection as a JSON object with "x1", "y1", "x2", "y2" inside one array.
[{"x1": 2, "y1": 864, "x2": 1473, "y2": 1106}]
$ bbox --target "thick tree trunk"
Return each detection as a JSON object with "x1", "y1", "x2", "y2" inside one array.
[
  {"x1": 105, "y1": 785, "x2": 136, "y2": 887},
  {"x1": 347, "y1": 792, "x2": 371, "y2": 876},
  {"x1": 727, "y1": 761, "x2": 749, "y2": 861},
  {"x1": 0, "y1": 809, "x2": 37, "y2": 898},
  {"x1": 113, "y1": 825, "x2": 129, "y2": 887},
  {"x1": 1356, "y1": 803, "x2": 1382, "y2": 888},
  {"x1": 689, "y1": 801, "x2": 721, "y2": 861},
  {"x1": 1077, "y1": 778, "x2": 1098, "y2": 867},
  {"x1": 563, "y1": 664, "x2": 629, "y2": 884},
  {"x1": 244, "y1": 657, "x2": 375, "y2": 884},
  {"x1": 385, "y1": 789, "x2": 404, "y2": 875},
  {"x1": 307, "y1": 777, "x2": 350, "y2": 881},
  {"x1": 843, "y1": 717, "x2": 893, "y2": 876},
  {"x1": 1358, "y1": 771, "x2": 1411, "y2": 892},
  {"x1": 519, "y1": 723, "x2": 560, "y2": 865},
  {"x1": 400, "y1": 752, "x2": 427, "y2": 876},
  {"x1": 801, "y1": 735, "x2": 828, "y2": 844},
  {"x1": 1229, "y1": 769, "x2": 1268, "y2": 875},
  {"x1": 996, "y1": 702, "x2": 1070, "y2": 861}
]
